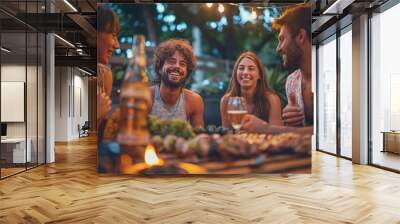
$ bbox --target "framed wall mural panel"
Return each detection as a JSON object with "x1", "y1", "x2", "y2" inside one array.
[{"x1": 97, "y1": 2, "x2": 313, "y2": 175}]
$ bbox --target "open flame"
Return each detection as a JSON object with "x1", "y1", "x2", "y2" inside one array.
[
  {"x1": 122, "y1": 144, "x2": 207, "y2": 174},
  {"x1": 144, "y1": 144, "x2": 163, "y2": 166}
]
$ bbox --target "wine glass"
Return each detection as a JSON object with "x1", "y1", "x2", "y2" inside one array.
[{"x1": 227, "y1": 97, "x2": 247, "y2": 133}]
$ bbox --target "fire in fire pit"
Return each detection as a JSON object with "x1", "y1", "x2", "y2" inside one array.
[{"x1": 121, "y1": 144, "x2": 207, "y2": 175}]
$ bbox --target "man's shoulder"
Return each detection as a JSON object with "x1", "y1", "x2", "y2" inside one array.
[
  {"x1": 183, "y1": 89, "x2": 203, "y2": 103},
  {"x1": 183, "y1": 88, "x2": 200, "y2": 97}
]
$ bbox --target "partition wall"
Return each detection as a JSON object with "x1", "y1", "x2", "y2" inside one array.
[{"x1": 0, "y1": 1, "x2": 46, "y2": 179}]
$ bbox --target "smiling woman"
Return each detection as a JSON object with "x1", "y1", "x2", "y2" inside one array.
[
  {"x1": 97, "y1": 6, "x2": 121, "y2": 124},
  {"x1": 97, "y1": 7, "x2": 121, "y2": 66},
  {"x1": 220, "y1": 51, "x2": 282, "y2": 128}
]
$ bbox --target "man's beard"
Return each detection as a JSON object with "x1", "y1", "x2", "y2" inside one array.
[
  {"x1": 283, "y1": 40, "x2": 302, "y2": 70},
  {"x1": 160, "y1": 67, "x2": 188, "y2": 89}
]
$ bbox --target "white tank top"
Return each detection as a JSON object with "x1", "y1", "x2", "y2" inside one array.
[{"x1": 150, "y1": 85, "x2": 187, "y2": 121}]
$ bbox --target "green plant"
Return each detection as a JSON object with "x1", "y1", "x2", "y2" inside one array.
[{"x1": 189, "y1": 70, "x2": 230, "y2": 96}]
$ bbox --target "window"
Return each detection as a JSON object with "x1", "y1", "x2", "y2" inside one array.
[
  {"x1": 339, "y1": 28, "x2": 352, "y2": 158},
  {"x1": 317, "y1": 36, "x2": 337, "y2": 154},
  {"x1": 370, "y1": 2, "x2": 400, "y2": 171}
]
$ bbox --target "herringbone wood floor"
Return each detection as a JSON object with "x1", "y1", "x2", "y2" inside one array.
[{"x1": 1, "y1": 136, "x2": 400, "y2": 224}]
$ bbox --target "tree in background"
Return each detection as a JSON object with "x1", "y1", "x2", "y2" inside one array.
[{"x1": 106, "y1": 3, "x2": 296, "y2": 106}]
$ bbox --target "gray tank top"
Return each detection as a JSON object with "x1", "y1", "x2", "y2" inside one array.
[{"x1": 150, "y1": 85, "x2": 187, "y2": 121}]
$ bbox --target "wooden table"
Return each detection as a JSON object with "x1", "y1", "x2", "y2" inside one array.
[
  {"x1": 98, "y1": 135, "x2": 312, "y2": 174},
  {"x1": 159, "y1": 153, "x2": 311, "y2": 174},
  {"x1": 381, "y1": 131, "x2": 400, "y2": 154}
]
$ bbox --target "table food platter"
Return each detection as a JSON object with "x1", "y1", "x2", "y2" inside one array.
[{"x1": 98, "y1": 114, "x2": 311, "y2": 174}]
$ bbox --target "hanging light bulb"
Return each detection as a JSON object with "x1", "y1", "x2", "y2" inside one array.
[
  {"x1": 218, "y1": 4, "x2": 224, "y2": 13},
  {"x1": 251, "y1": 8, "x2": 257, "y2": 20},
  {"x1": 206, "y1": 3, "x2": 213, "y2": 8}
]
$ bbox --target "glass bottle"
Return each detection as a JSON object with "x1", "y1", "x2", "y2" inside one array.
[{"x1": 117, "y1": 35, "x2": 151, "y2": 166}]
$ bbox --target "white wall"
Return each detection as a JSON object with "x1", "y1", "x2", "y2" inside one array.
[
  {"x1": 54, "y1": 67, "x2": 89, "y2": 141},
  {"x1": 72, "y1": 73, "x2": 89, "y2": 138},
  {"x1": 1, "y1": 65, "x2": 38, "y2": 138},
  {"x1": 55, "y1": 66, "x2": 69, "y2": 141},
  {"x1": 1, "y1": 65, "x2": 26, "y2": 139}
]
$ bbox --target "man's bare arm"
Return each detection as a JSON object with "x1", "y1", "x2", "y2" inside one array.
[
  {"x1": 242, "y1": 114, "x2": 313, "y2": 135},
  {"x1": 268, "y1": 125, "x2": 313, "y2": 135},
  {"x1": 220, "y1": 95, "x2": 230, "y2": 129},
  {"x1": 191, "y1": 95, "x2": 205, "y2": 128}
]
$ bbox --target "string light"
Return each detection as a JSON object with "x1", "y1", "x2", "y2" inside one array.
[
  {"x1": 218, "y1": 4, "x2": 224, "y2": 13},
  {"x1": 206, "y1": 3, "x2": 301, "y2": 10},
  {"x1": 204, "y1": 3, "x2": 304, "y2": 21}
]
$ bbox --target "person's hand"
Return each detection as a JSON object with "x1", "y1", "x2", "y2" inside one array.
[
  {"x1": 282, "y1": 92, "x2": 304, "y2": 127},
  {"x1": 241, "y1": 114, "x2": 268, "y2": 133},
  {"x1": 97, "y1": 92, "x2": 111, "y2": 119}
]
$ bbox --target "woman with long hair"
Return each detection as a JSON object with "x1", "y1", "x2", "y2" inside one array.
[
  {"x1": 220, "y1": 51, "x2": 282, "y2": 129},
  {"x1": 97, "y1": 6, "x2": 120, "y2": 120}
]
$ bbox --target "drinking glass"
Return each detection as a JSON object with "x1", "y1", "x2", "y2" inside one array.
[{"x1": 227, "y1": 97, "x2": 247, "y2": 133}]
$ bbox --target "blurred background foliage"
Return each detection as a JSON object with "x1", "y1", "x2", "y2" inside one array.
[{"x1": 103, "y1": 3, "x2": 298, "y2": 125}]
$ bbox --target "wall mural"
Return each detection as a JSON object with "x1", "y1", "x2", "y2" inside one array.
[{"x1": 97, "y1": 3, "x2": 313, "y2": 175}]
